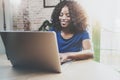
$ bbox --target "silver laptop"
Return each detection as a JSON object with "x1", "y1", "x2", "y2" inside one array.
[{"x1": 0, "y1": 31, "x2": 61, "y2": 73}]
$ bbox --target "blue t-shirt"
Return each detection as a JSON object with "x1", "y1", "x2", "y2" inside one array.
[{"x1": 50, "y1": 28, "x2": 90, "y2": 53}]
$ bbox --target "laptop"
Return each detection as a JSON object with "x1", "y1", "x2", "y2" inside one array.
[{"x1": 0, "y1": 31, "x2": 61, "y2": 73}]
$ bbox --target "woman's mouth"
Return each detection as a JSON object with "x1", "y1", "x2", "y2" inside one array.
[{"x1": 61, "y1": 21, "x2": 67, "y2": 24}]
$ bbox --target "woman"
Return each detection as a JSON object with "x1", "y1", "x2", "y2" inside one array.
[{"x1": 50, "y1": 1, "x2": 94, "y2": 63}]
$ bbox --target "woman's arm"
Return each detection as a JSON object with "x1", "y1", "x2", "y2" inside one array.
[{"x1": 60, "y1": 39, "x2": 94, "y2": 63}]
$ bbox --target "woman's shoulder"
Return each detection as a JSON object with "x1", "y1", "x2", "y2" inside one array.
[
  {"x1": 75, "y1": 30, "x2": 90, "y2": 40},
  {"x1": 76, "y1": 30, "x2": 89, "y2": 35}
]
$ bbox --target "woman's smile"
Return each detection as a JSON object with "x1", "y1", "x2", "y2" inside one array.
[{"x1": 59, "y1": 6, "x2": 71, "y2": 28}]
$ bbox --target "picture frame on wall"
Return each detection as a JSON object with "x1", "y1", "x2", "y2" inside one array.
[{"x1": 43, "y1": 0, "x2": 62, "y2": 8}]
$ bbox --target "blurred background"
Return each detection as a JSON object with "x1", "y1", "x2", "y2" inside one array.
[{"x1": 0, "y1": 0, "x2": 120, "y2": 72}]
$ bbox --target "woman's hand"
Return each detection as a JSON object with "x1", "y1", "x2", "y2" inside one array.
[
  {"x1": 59, "y1": 50, "x2": 93, "y2": 64},
  {"x1": 59, "y1": 54, "x2": 72, "y2": 64}
]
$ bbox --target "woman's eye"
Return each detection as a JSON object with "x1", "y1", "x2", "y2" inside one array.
[
  {"x1": 66, "y1": 14, "x2": 70, "y2": 17},
  {"x1": 59, "y1": 13, "x2": 63, "y2": 17},
  {"x1": 59, "y1": 13, "x2": 70, "y2": 18}
]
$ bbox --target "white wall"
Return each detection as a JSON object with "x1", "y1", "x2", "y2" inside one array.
[
  {"x1": 0, "y1": 0, "x2": 12, "y2": 30},
  {"x1": 0, "y1": 0, "x2": 5, "y2": 54},
  {"x1": 0, "y1": 0, "x2": 4, "y2": 29},
  {"x1": 0, "y1": 0, "x2": 13, "y2": 54}
]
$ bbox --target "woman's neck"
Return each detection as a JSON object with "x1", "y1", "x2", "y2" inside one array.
[
  {"x1": 61, "y1": 28, "x2": 74, "y2": 39},
  {"x1": 61, "y1": 27, "x2": 71, "y2": 34}
]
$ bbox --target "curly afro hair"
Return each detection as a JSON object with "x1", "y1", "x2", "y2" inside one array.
[{"x1": 51, "y1": 0, "x2": 88, "y2": 33}]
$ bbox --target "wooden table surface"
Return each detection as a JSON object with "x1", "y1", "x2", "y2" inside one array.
[{"x1": 0, "y1": 54, "x2": 120, "y2": 80}]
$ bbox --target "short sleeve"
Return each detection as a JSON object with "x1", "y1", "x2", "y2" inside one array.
[{"x1": 81, "y1": 31, "x2": 90, "y2": 40}]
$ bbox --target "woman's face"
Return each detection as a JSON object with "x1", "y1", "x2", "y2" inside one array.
[{"x1": 59, "y1": 6, "x2": 71, "y2": 28}]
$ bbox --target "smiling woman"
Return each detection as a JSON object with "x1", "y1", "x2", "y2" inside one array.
[
  {"x1": 50, "y1": 0, "x2": 94, "y2": 64},
  {"x1": 59, "y1": 6, "x2": 71, "y2": 28}
]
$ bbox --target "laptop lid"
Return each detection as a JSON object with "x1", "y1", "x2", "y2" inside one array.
[{"x1": 0, "y1": 31, "x2": 61, "y2": 73}]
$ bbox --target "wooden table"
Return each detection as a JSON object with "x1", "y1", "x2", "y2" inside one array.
[{"x1": 0, "y1": 54, "x2": 120, "y2": 80}]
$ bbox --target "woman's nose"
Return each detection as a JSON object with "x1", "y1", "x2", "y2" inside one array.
[{"x1": 61, "y1": 15, "x2": 67, "y2": 19}]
